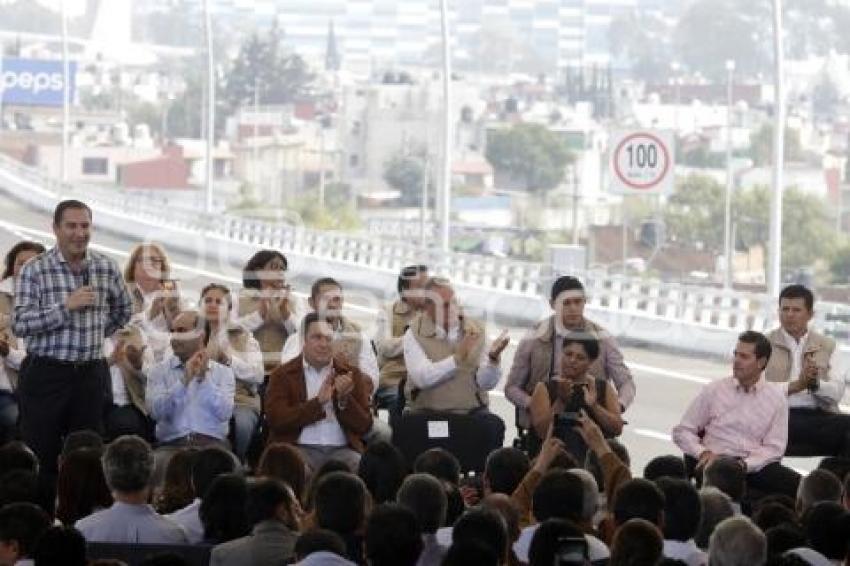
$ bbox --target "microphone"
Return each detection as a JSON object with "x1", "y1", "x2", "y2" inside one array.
[{"x1": 81, "y1": 268, "x2": 90, "y2": 287}]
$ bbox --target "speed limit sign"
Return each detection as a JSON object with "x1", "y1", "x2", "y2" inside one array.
[{"x1": 609, "y1": 130, "x2": 675, "y2": 195}]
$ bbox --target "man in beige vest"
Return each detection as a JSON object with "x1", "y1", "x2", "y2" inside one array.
[
  {"x1": 764, "y1": 284, "x2": 850, "y2": 457},
  {"x1": 402, "y1": 277, "x2": 510, "y2": 445},
  {"x1": 374, "y1": 264, "x2": 429, "y2": 412}
]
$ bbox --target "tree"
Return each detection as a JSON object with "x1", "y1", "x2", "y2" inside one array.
[
  {"x1": 749, "y1": 124, "x2": 804, "y2": 166},
  {"x1": 663, "y1": 174, "x2": 726, "y2": 251},
  {"x1": 608, "y1": 10, "x2": 674, "y2": 83},
  {"x1": 383, "y1": 153, "x2": 426, "y2": 206},
  {"x1": 828, "y1": 243, "x2": 850, "y2": 283},
  {"x1": 485, "y1": 124, "x2": 573, "y2": 192}
]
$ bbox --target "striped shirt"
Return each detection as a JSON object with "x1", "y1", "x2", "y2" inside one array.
[
  {"x1": 13, "y1": 247, "x2": 132, "y2": 362},
  {"x1": 672, "y1": 376, "x2": 788, "y2": 472}
]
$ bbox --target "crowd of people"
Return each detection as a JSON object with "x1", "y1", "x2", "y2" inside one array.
[{"x1": 0, "y1": 198, "x2": 848, "y2": 566}]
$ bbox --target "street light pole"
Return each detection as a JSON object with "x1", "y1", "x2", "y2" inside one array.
[
  {"x1": 723, "y1": 59, "x2": 735, "y2": 288},
  {"x1": 438, "y1": 0, "x2": 452, "y2": 254},
  {"x1": 769, "y1": 0, "x2": 785, "y2": 298},
  {"x1": 203, "y1": 0, "x2": 215, "y2": 214}
]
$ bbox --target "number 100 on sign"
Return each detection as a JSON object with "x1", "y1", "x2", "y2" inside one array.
[{"x1": 609, "y1": 130, "x2": 675, "y2": 195}]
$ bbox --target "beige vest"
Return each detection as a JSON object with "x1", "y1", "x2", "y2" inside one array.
[
  {"x1": 406, "y1": 313, "x2": 487, "y2": 413},
  {"x1": 331, "y1": 317, "x2": 364, "y2": 370},
  {"x1": 111, "y1": 324, "x2": 148, "y2": 415},
  {"x1": 764, "y1": 328, "x2": 838, "y2": 412},
  {"x1": 207, "y1": 324, "x2": 261, "y2": 412},
  {"x1": 378, "y1": 300, "x2": 416, "y2": 389},
  {"x1": 0, "y1": 291, "x2": 19, "y2": 390},
  {"x1": 237, "y1": 289, "x2": 292, "y2": 374}
]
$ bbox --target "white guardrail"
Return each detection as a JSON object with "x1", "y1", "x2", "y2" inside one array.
[{"x1": 0, "y1": 153, "x2": 848, "y2": 359}]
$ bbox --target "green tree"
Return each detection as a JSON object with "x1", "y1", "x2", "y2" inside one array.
[
  {"x1": 749, "y1": 124, "x2": 804, "y2": 166},
  {"x1": 663, "y1": 174, "x2": 726, "y2": 251},
  {"x1": 608, "y1": 10, "x2": 674, "y2": 83},
  {"x1": 485, "y1": 124, "x2": 573, "y2": 192},
  {"x1": 383, "y1": 153, "x2": 426, "y2": 206},
  {"x1": 828, "y1": 242, "x2": 850, "y2": 283}
]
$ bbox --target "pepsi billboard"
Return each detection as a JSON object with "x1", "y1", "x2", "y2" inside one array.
[{"x1": 1, "y1": 58, "x2": 77, "y2": 107}]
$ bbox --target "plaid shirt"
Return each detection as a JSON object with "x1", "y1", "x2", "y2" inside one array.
[{"x1": 13, "y1": 247, "x2": 132, "y2": 361}]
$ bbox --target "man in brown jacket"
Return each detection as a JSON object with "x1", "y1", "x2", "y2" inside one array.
[{"x1": 265, "y1": 312, "x2": 373, "y2": 472}]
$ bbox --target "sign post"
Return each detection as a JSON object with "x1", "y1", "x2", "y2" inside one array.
[{"x1": 608, "y1": 129, "x2": 675, "y2": 273}]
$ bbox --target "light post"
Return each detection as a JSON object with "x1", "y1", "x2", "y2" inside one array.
[
  {"x1": 723, "y1": 59, "x2": 735, "y2": 288},
  {"x1": 203, "y1": 0, "x2": 215, "y2": 214},
  {"x1": 768, "y1": 0, "x2": 786, "y2": 298},
  {"x1": 438, "y1": 0, "x2": 452, "y2": 254}
]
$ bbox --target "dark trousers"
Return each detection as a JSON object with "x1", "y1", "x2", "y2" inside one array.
[
  {"x1": 685, "y1": 454, "x2": 801, "y2": 501},
  {"x1": 0, "y1": 390, "x2": 19, "y2": 444},
  {"x1": 105, "y1": 404, "x2": 153, "y2": 442},
  {"x1": 18, "y1": 355, "x2": 108, "y2": 484},
  {"x1": 788, "y1": 408, "x2": 850, "y2": 458}
]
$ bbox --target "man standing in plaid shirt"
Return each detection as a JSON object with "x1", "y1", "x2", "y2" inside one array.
[{"x1": 13, "y1": 200, "x2": 132, "y2": 488}]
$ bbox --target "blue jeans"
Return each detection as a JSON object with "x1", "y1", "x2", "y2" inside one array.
[
  {"x1": 232, "y1": 405, "x2": 259, "y2": 461},
  {"x1": 0, "y1": 390, "x2": 18, "y2": 443}
]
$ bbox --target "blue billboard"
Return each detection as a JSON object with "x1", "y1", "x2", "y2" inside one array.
[{"x1": 1, "y1": 58, "x2": 77, "y2": 107}]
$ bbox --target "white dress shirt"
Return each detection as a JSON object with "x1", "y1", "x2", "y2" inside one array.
[
  {"x1": 513, "y1": 524, "x2": 609, "y2": 563},
  {"x1": 0, "y1": 279, "x2": 24, "y2": 393},
  {"x1": 130, "y1": 286, "x2": 177, "y2": 364},
  {"x1": 298, "y1": 360, "x2": 347, "y2": 447},
  {"x1": 402, "y1": 324, "x2": 501, "y2": 391},
  {"x1": 663, "y1": 539, "x2": 707, "y2": 566},
  {"x1": 779, "y1": 329, "x2": 847, "y2": 409},
  {"x1": 103, "y1": 332, "x2": 155, "y2": 407},
  {"x1": 207, "y1": 327, "x2": 265, "y2": 388},
  {"x1": 165, "y1": 498, "x2": 203, "y2": 544}
]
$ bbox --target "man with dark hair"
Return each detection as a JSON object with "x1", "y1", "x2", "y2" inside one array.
[
  {"x1": 655, "y1": 477, "x2": 706, "y2": 566},
  {"x1": 13, "y1": 199, "x2": 132, "y2": 491},
  {"x1": 30, "y1": 525, "x2": 87, "y2": 566},
  {"x1": 75, "y1": 435, "x2": 186, "y2": 543},
  {"x1": 703, "y1": 456, "x2": 746, "y2": 514},
  {"x1": 764, "y1": 284, "x2": 850, "y2": 457},
  {"x1": 673, "y1": 331, "x2": 801, "y2": 499},
  {"x1": 801, "y1": 502, "x2": 850, "y2": 563},
  {"x1": 506, "y1": 275, "x2": 635, "y2": 436},
  {"x1": 397, "y1": 473, "x2": 449, "y2": 566},
  {"x1": 366, "y1": 503, "x2": 423, "y2": 566},
  {"x1": 0, "y1": 442, "x2": 38, "y2": 478},
  {"x1": 527, "y1": 518, "x2": 586, "y2": 566},
  {"x1": 374, "y1": 265, "x2": 429, "y2": 411},
  {"x1": 0, "y1": 470, "x2": 39, "y2": 508},
  {"x1": 643, "y1": 455, "x2": 686, "y2": 482},
  {"x1": 452, "y1": 508, "x2": 508, "y2": 566},
  {"x1": 0, "y1": 502, "x2": 51, "y2": 566},
  {"x1": 265, "y1": 314, "x2": 373, "y2": 472},
  {"x1": 613, "y1": 478, "x2": 665, "y2": 528},
  {"x1": 484, "y1": 447, "x2": 530, "y2": 496},
  {"x1": 293, "y1": 529, "x2": 349, "y2": 565},
  {"x1": 796, "y1": 469, "x2": 842, "y2": 516},
  {"x1": 313, "y1": 472, "x2": 369, "y2": 563},
  {"x1": 413, "y1": 448, "x2": 461, "y2": 484}
]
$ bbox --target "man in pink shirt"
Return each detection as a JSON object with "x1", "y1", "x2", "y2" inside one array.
[{"x1": 672, "y1": 330, "x2": 801, "y2": 500}]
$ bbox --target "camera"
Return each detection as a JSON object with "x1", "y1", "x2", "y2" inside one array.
[{"x1": 555, "y1": 536, "x2": 588, "y2": 566}]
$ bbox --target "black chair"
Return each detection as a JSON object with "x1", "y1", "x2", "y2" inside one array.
[{"x1": 87, "y1": 542, "x2": 213, "y2": 566}]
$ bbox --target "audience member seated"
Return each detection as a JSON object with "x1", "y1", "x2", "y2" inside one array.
[
  {"x1": 256, "y1": 442, "x2": 309, "y2": 507},
  {"x1": 31, "y1": 525, "x2": 87, "y2": 566},
  {"x1": 304, "y1": 460, "x2": 350, "y2": 514},
  {"x1": 612, "y1": 478, "x2": 665, "y2": 531},
  {"x1": 397, "y1": 473, "x2": 449, "y2": 566},
  {"x1": 796, "y1": 469, "x2": 842, "y2": 516},
  {"x1": 0, "y1": 502, "x2": 51, "y2": 566},
  {"x1": 610, "y1": 518, "x2": 664, "y2": 566},
  {"x1": 480, "y1": 494, "x2": 522, "y2": 565},
  {"x1": 401, "y1": 277, "x2": 508, "y2": 447},
  {"x1": 483, "y1": 447, "x2": 530, "y2": 497},
  {"x1": 154, "y1": 447, "x2": 198, "y2": 515},
  {"x1": 293, "y1": 529, "x2": 353, "y2": 566},
  {"x1": 357, "y1": 440, "x2": 408, "y2": 504},
  {"x1": 764, "y1": 524, "x2": 807, "y2": 562},
  {"x1": 695, "y1": 488, "x2": 735, "y2": 550},
  {"x1": 365, "y1": 504, "x2": 423, "y2": 566},
  {"x1": 441, "y1": 539, "x2": 499, "y2": 566},
  {"x1": 166, "y1": 447, "x2": 239, "y2": 544},
  {"x1": 0, "y1": 441, "x2": 39, "y2": 479},
  {"x1": 644, "y1": 455, "x2": 687, "y2": 482},
  {"x1": 527, "y1": 518, "x2": 587, "y2": 566},
  {"x1": 55, "y1": 447, "x2": 112, "y2": 526},
  {"x1": 75, "y1": 436, "x2": 187, "y2": 544},
  {"x1": 61, "y1": 430, "x2": 104, "y2": 459},
  {"x1": 104, "y1": 324, "x2": 155, "y2": 441},
  {"x1": 451, "y1": 508, "x2": 509, "y2": 566},
  {"x1": 673, "y1": 331, "x2": 802, "y2": 500},
  {"x1": 800, "y1": 502, "x2": 850, "y2": 565},
  {"x1": 146, "y1": 310, "x2": 235, "y2": 453},
  {"x1": 655, "y1": 477, "x2": 707, "y2": 566},
  {"x1": 265, "y1": 313, "x2": 373, "y2": 473},
  {"x1": 752, "y1": 502, "x2": 799, "y2": 533},
  {"x1": 0, "y1": 470, "x2": 39, "y2": 508},
  {"x1": 210, "y1": 477, "x2": 299, "y2": 565},
  {"x1": 708, "y1": 517, "x2": 766, "y2": 566},
  {"x1": 199, "y1": 473, "x2": 250, "y2": 545},
  {"x1": 703, "y1": 456, "x2": 747, "y2": 514},
  {"x1": 313, "y1": 471, "x2": 370, "y2": 564},
  {"x1": 412, "y1": 448, "x2": 461, "y2": 485}
]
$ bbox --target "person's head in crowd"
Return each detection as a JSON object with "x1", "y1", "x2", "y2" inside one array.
[
  {"x1": 294, "y1": 529, "x2": 348, "y2": 563},
  {"x1": 2, "y1": 240, "x2": 45, "y2": 282},
  {"x1": 309, "y1": 277, "x2": 344, "y2": 323},
  {"x1": 257, "y1": 442, "x2": 308, "y2": 506},
  {"x1": 0, "y1": 470, "x2": 40, "y2": 508},
  {"x1": 777, "y1": 285, "x2": 815, "y2": 338},
  {"x1": 200, "y1": 283, "x2": 233, "y2": 327},
  {"x1": 169, "y1": 310, "x2": 208, "y2": 363},
  {"x1": 102, "y1": 435, "x2": 155, "y2": 501},
  {"x1": 586, "y1": 439, "x2": 630, "y2": 492},
  {"x1": 191, "y1": 445, "x2": 239, "y2": 502},
  {"x1": 704, "y1": 456, "x2": 747, "y2": 504},
  {"x1": 764, "y1": 524, "x2": 806, "y2": 561},
  {"x1": 199, "y1": 473, "x2": 250, "y2": 544},
  {"x1": 610, "y1": 518, "x2": 664, "y2": 566},
  {"x1": 481, "y1": 494, "x2": 521, "y2": 553},
  {"x1": 365, "y1": 503, "x2": 423, "y2": 566},
  {"x1": 532, "y1": 469, "x2": 585, "y2": 526},
  {"x1": 567, "y1": 468, "x2": 600, "y2": 529},
  {"x1": 550, "y1": 449, "x2": 581, "y2": 471},
  {"x1": 527, "y1": 518, "x2": 586, "y2": 566},
  {"x1": 644, "y1": 455, "x2": 687, "y2": 482},
  {"x1": 421, "y1": 277, "x2": 460, "y2": 333},
  {"x1": 55, "y1": 448, "x2": 112, "y2": 526},
  {"x1": 0, "y1": 442, "x2": 38, "y2": 478},
  {"x1": 753, "y1": 502, "x2": 799, "y2": 532},
  {"x1": 397, "y1": 264, "x2": 429, "y2": 308},
  {"x1": 300, "y1": 313, "x2": 335, "y2": 370},
  {"x1": 357, "y1": 440, "x2": 408, "y2": 505},
  {"x1": 550, "y1": 275, "x2": 586, "y2": 331},
  {"x1": 52, "y1": 200, "x2": 92, "y2": 261},
  {"x1": 696, "y1": 488, "x2": 735, "y2": 550},
  {"x1": 413, "y1": 448, "x2": 461, "y2": 485},
  {"x1": 154, "y1": 447, "x2": 198, "y2": 514},
  {"x1": 758, "y1": 494, "x2": 797, "y2": 514},
  {"x1": 314, "y1": 472, "x2": 370, "y2": 537},
  {"x1": 0, "y1": 503, "x2": 51, "y2": 566},
  {"x1": 613, "y1": 478, "x2": 665, "y2": 528},
  {"x1": 708, "y1": 516, "x2": 767, "y2": 566},
  {"x1": 733, "y1": 331, "x2": 772, "y2": 388},
  {"x1": 305, "y1": 460, "x2": 351, "y2": 511},
  {"x1": 803, "y1": 501, "x2": 850, "y2": 562},
  {"x1": 452, "y1": 507, "x2": 508, "y2": 566},
  {"x1": 483, "y1": 447, "x2": 530, "y2": 496},
  {"x1": 656, "y1": 477, "x2": 701, "y2": 543},
  {"x1": 796, "y1": 469, "x2": 842, "y2": 516},
  {"x1": 246, "y1": 477, "x2": 301, "y2": 531},
  {"x1": 125, "y1": 243, "x2": 171, "y2": 294},
  {"x1": 442, "y1": 539, "x2": 499, "y2": 566},
  {"x1": 61, "y1": 430, "x2": 104, "y2": 458},
  {"x1": 242, "y1": 250, "x2": 288, "y2": 291},
  {"x1": 560, "y1": 335, "x2": 600, "y2": 382},
  {"x1": 817, "y1": 457, "x2": 850, "y2": 486},
  {"x1": 396, "y1": 473, "x2": 447, "y2": 535},
  {"x1": 31, "y1": 525, "x2": 87, "y2": 566}
]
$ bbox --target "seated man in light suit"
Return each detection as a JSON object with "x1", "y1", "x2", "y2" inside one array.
[{"x1": 402, "y1": 276, "x2": 510, "y2": 448}]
